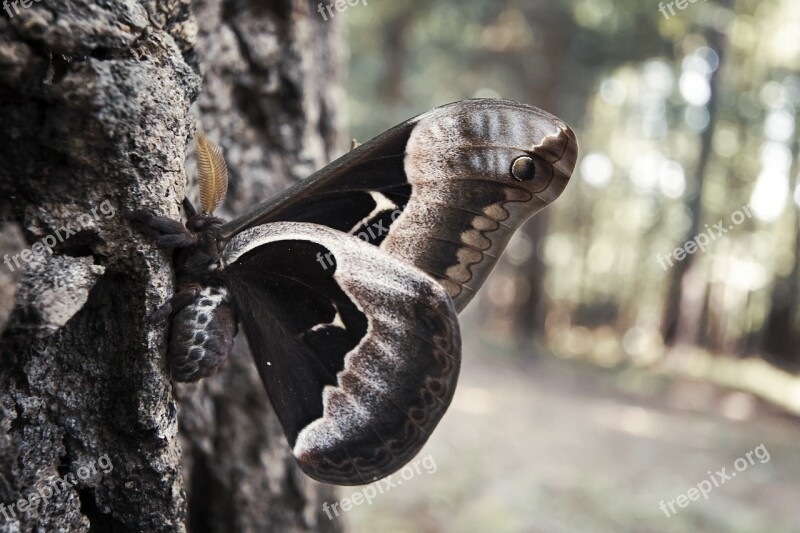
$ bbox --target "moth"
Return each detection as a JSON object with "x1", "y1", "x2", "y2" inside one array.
[{"x1": 132, "y1": 99, "x2": 577, "y2": 485}]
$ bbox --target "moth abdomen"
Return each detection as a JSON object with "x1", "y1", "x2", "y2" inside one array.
[{"x1": 169, "y1": 285, "x2": 237, "y2": 382}]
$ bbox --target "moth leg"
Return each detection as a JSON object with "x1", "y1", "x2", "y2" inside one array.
[
  {"x1": 127, "y1": 210, "x2": 198, "y2": 248},
  {"x1": 149, "y1": 284, "x2": 202, "y2": 323},
  {"x1": 181, "y1": 197, "x2": 198, "y2": 218}
]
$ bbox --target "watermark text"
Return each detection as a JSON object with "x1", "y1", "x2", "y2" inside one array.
[
  {"x1": 322, "y1": 454, "x2": 437, "y2": 520},
  {"x1": 0, "y1": 454, "x2": 113, "y2": 524},
  {"x1": 656, "y1": 204, "x2": 752, "y2": 271},
  {"x1": 317, "y1": 0, "x2": 367, "y2": 22},
  {"x1": 659, "y1": 443, "x2": 770, "y2": 518},
  {"x1": 3, "y1": 200, "x2": 116, "y2": 273},
  {"x1": 658, "y1": 0, "x2": 707, "y2": 21}
]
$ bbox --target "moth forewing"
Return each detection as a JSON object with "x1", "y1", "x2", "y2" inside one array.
[{"x1": 216, "y1": 99, "x2": 578, "y2": 313}]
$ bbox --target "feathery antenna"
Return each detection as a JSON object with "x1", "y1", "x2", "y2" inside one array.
[{"x1": 195, "y1": 131, "x2": 228, "y2": 214}]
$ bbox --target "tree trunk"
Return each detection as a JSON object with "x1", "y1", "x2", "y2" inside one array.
[
  {"x1": 0, "y1": 0, "x2": 344, "y2": 531},
  {"x1": 661, "y1": 17, "x2": 728, "y2": 349},
  {"x1": 760, "y1": 107, "x2": 800, "y2": 371}
]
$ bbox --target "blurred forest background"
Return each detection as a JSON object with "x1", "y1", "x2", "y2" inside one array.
[{"x1": 337, "y1": 0, "x2": 800, "y2": 531}]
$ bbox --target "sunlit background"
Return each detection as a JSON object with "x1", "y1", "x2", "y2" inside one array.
[{"x1": 338, "y1": 1, "x2": 800, "y2": 531}]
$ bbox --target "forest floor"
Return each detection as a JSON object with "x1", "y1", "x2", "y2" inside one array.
[{"x1": 342, "y1": 329, "x2": 800, "y2": 533}]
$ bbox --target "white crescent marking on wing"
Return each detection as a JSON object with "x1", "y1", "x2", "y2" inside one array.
[{"x1": 348, "y1": 191, "x2": 399, "y2": 235}]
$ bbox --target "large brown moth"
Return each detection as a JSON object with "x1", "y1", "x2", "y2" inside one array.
[{"x1": 132, "y1": 99, "x2": 577, "y2": 485}]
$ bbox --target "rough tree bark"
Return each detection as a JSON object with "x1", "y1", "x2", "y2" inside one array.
[{"x1": 0, "y1": 0, "x2": 345, "y2": 530}]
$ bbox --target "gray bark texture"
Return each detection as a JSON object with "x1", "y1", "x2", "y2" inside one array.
[{"x1": 0, "y1": 0, "x2": 346, "y2": 531}]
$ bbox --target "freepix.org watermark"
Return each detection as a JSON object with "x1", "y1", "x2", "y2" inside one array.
[
  {"x1": 3, "y1": 200, "x2": 116, "y2": 273},
  {"x1": 658, "y1": 0, "x2": 707, "y2": 20},
  {"x1": 322, "y1": 454, "x2": 437, "y2": 520},
  {"x1": 316, "y1": 0, "x2": 367, "y2": 22},
  {"x1": 656, "y1": 204, "x2": 753, "y2": 271},
  {"x1": 659, "y1": 443, "x2": 770, "y2": 518},
  {"x1": 3, "y1": 0, "x2": 47, "y2": 19},
  {"x1": 315, "y1": 208, "x2": 402, "y2": 270},
  {"x1": 0, "y1": 454, "x2": 113, "y2": 524}
]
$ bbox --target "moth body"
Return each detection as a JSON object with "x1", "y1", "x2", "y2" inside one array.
[
  {"x1": 169, "y1": 284, "x2": 237, "y2": 382},
  {"x1": 130, "y1": 99, "x2": 578, "y2": 485},
  {"x1": 137, "y1": 206, "x2": 240, "y2": 383}
]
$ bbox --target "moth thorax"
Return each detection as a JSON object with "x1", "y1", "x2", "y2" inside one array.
[{"x1": 169, "y1": 285, "x2": 236, "y2": 382}]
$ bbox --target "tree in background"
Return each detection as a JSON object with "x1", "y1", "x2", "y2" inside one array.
[{"x1": 345, "y1": 0, "x2": 800, "y2": 400}]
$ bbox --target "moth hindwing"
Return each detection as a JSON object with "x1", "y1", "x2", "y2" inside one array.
[{"x1": 135, "y1": 100, "x2": 577, "y2": 485}]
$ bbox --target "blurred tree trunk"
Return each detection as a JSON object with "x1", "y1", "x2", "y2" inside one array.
[
  {"x1": 662, "y1": 20, "x2": 728, "y2": 349},
  {"x1": 508, "y1": 7, "x2": 578, "y2": 344},
  {"x1": 0, "y1": 0, "x2": 344, "y2": 531},
  {"x1": 505, "y1": 1, "x2": 668, "y2": 345},
  {"x1": 761, "y1": 206, "x2": 800, "y2": 371},
  {"x1": 379, "y1": 10, "x2": 413, "y2": 105},
  {"x1": 760, "y1": 107, "x2": 800, "y2": 370}
]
